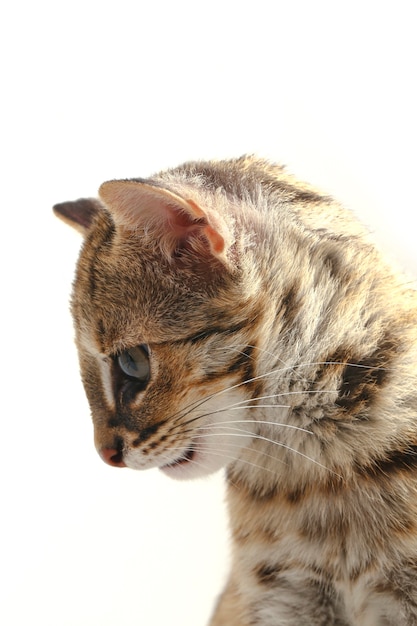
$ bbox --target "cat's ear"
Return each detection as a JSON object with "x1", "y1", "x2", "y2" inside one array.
[
  {"x1": 98, "y1": 180, "x2": 232, "y2": 263},
  {"x1": 53, "y1": 198, "x2": 103, "y2": 236}
]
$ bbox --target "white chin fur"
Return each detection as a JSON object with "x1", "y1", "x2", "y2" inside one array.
[
  {"x1": 125, "y1": 392, "x2": 254, "y2": 479},
  {"x1": 158, "y1": 450, "x2": 230, "y2": 480},
  {"x1": 123, "y1": 442, "x2": 232, "y2": 478}
]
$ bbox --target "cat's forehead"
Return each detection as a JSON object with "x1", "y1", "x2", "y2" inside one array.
[{"x1": 72, "y1": 211, "x2": 244, "y2": 354}]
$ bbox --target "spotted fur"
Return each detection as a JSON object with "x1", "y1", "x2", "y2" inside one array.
[{"x1": 54, "y1": 156, "x2": 417, "y2": 625}]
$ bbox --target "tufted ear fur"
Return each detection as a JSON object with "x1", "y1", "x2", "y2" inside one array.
[{"x1": 98, "y1": 179, "x2": 232, "y2": 263}]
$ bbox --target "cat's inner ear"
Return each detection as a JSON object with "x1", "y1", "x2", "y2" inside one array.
[
  {"x1": 98, "y1": 180, "x2": 230, "y2": 261},
  {"x1": 53, "y1": 198, "x2": 102, "y2": 236}
]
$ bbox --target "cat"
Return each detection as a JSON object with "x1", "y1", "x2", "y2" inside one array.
[{"x1": 54, "y1": 156, "x2": 417, "y2": 625}]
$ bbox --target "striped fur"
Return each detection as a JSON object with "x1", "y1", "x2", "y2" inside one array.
[{"x1": 54, "y1": 156, "x2": 417, "y2": 625}]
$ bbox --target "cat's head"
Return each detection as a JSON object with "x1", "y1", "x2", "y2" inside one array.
[{"x1": 54, "y1": 158, "x2": 275, "y2": 479}]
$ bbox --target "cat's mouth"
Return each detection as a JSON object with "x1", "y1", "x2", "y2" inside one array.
[
  {"x1": 160, "y1": 447, "x2": 195, "y2": 470},
  {"x1": 158, "y1": 432, "x2": 233, "y2": 479}
]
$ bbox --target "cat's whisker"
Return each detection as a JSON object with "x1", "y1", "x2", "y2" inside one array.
[
  {"x1": 166, "y1": 364, "x2": 310, "y2": 425},
  {"x1": 170, "y1": 386, "x2": 341, "y2": 431},
  {"x1": 225, "y1": 343, "x2": 314, "y2": 385},
  {"x1": 158, "y1": 442, "x2": 282, "y2": 481},
  {"x1": 227, "y1": 404, "x2": 290, "y2": 409},
  {"x1": 167, "y1": 357, "x2": 390, "y2": 431},
  {"x1": 156, "y1": 447, "x2": 216, "y2": 475},
  {"x1": 191, "y1": 430, "x2": 342, "y2": 478},
  {"x1": 146, "y1": 395, "x2": 328, "y2": 476},
  {"x1": 162, "y1": 438, "x2": 289, "y2": 477},
  {"x1": 171, "y1": 418, "x2": 314, "y2": 454},
  {"x1": 168, "y1": 405, "x2": 289, "y2": 434},
  {"x1": 191, "y1": 443, "x2": 287, "y2": 475},
  {"x1": 218, "y1": 389, "x2": 339, "y2": 407},
  {"x1": 169, "y1": 360, "x2": 385, "y2": 427},
  {"x1": 223, "y1": 347, "x2": 258, "y2": 362},
  {"x1": 171, "y1": 389, "x2": 338, "y2": 434},
  {"x1": 211, "y1": 393, "x2": 291, "y2": 408},
  {"x1": 182, "y1": 418, "x2": 314, "y2": 442},
  {"x1": 197, "y1": 418, "x2": 313, "y2": 434}
]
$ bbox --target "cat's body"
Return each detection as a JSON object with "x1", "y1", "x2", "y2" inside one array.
[{"x1": 54, "y1": 156, "x2": 417, "y2": 625}]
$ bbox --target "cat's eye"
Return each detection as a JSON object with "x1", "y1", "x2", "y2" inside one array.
[{"x1": 117, "y1": 345, "x2": 150, "y2": 382}]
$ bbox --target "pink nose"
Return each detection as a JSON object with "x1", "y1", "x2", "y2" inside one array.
[{"x1": 99, "y1": 447, "x2": 127, "y2": 468}]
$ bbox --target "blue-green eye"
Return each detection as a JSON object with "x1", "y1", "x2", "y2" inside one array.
[{"x1": 117, "y1": 345, "x2": 150, "y2": 382}]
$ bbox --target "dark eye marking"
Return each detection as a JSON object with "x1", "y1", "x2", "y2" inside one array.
[{"x1": 188, "y1": 322, "x2": 246, "y2": 344}]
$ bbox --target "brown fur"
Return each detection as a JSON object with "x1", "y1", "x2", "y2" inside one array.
[{"x1": 54, "y1": 156, "x2": 417, "y2": 625}]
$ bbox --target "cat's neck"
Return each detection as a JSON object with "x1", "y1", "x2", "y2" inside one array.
[{"x1": 227, "y1": 239, "x2": 417, "y2": 498}]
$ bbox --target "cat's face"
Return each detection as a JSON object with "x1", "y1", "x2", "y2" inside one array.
[{"x1": 56, "y1": 165, "x2": 267, "y2": 479}]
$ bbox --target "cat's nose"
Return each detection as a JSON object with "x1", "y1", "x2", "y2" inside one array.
[{"x1": 99, "y1": 447, "x2": 127, "y2": 468}]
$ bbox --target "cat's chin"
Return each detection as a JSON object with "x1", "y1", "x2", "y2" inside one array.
[{"x1": 158, "y1": 451, "x2": 226, "y2": 481}]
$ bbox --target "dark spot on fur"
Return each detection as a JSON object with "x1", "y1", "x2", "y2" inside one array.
[
  {"x1": 202, "y1": 343, "x2": 261, "y2": 395},
  {"x1": 106, "y1": 410, "x2": 141, "y2": 432},
  {"x1": 323, "y1": 249, "x2": 342, "y2": 280},
  {"x1": 356, "y1": 444, "x2": 417, "y2": 479},
  {"x1": 95, "y1": 318, "x2": 107, "y2": 351},
  {"x1": 132, "y1": 421, "x2": 164, "y2": 446},
  {"x1": 253, "y1": 484, "x2": 280, "y2": 501},
  {"x1": 309, "y1": 564, "x2": 335, "y2": 585},
  {"x1": 226, "y1": 468, "x2": 280, "y2": 501},
  {"x1": 188, "y1": 322, "x2": 246, "y2": 343},
  {"x1": 300, "y1": 510, "x2": 349, "y2": 543},
  {"x1": 291, "y1": 189, "x2": 330, "y2": 204},
  {"x1": 227, "y1": 345, "x2": 255, "y2": 377},
  {"x1": 256, "y1": 563, "x2": 283, "y2": 586},
  {"x1": 318, "y1": 334, "x2": 396, "y2": 415},
  {"x1": 285, "y1": 486, "x2": 306, "y2": 504},
  {"x1": 335, "y1": 360, "x2": 389, "y2": 410},
  {"x1": 313, "y1": 357, "x2": 347, "y2": 389},
  {"x1": 277, "y1": 283, "x2": 303, "y2": 331}
]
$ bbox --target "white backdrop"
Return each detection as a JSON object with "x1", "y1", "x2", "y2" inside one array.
[{"x1": 1, "y1": 1, "x2": 416, "y2": 625}]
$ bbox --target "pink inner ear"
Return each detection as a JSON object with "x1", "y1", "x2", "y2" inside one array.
[
  {"x1": 99, "y1": 180, "x2": 228, "y2": 260},
  {"x1": 204, "y1": 225, "x2": 225, "y2": 254},
  {"x1": 169, "y1": 205, "x2": 202, "y2": 229},
  {"x1": 178, "y1": 199, "x2": 225, "y2": 254},
  {"x1": 167, "y1": 202, "x2": 225, "y2": 256}
]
